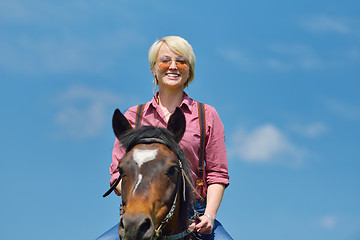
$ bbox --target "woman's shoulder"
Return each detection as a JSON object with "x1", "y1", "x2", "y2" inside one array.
[
  {"x1": 123, "y1": 104, "x2": 144, "y2": 120},
  {"x1": 126, "y1": 105, "x2": 140, "y2": 113},
  {"x1": 124, "y1": 99, "x2": 153, "y2": 119},
  {"x1": 193, "y1": 100, "x2": 218, "y2": 116},
  {"x1": 187, "y1": 98, "x2": 221, "y2": 126},
  {"x1": 126, "y1": 95, "x2": 156, "y2": 114},
  {"x1": 202, "y1": 102, "x2": 216, "y2": 112}
]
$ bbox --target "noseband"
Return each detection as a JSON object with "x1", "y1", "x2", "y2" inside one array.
[{"x1": 103, "y1": 137, "x2": 197, "y2": 240}]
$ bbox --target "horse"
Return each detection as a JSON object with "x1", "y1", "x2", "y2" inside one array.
[{"x1": 103, "y1": 107, "x2": 197, "y2": 240}]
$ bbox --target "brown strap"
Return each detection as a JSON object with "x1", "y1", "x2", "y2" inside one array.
[
  {"x1": 196, "y1": 102, "x2": 206, "y2": 200},
  {"x1": 135, "y1": 104, "x2": 145, "y2": 129}
]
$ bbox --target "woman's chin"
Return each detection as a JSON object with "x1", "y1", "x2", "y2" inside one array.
[{"x1": 160, "y1": 78, "x2": 186, "y2": 89}]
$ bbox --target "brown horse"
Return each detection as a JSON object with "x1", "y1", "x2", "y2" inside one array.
[{"x1": 103, "y1": 108, "x2": 196, "y2": 240}]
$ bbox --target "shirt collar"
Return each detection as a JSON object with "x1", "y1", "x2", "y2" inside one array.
[
  {"x1": 181, "y1": 92, "x2": 193, "y2": 113},
  {"x1": 149, "y1": 92, "x2": 194, "y2": 113}
]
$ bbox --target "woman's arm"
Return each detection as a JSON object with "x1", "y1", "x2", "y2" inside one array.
[{"x1": 204, "y1": 183, "x2": 225, "y2": 220}]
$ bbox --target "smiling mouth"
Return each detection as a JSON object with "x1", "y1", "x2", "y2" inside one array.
[{"x1": 166, "y1": 73, "x2": 180, "y2": 79}]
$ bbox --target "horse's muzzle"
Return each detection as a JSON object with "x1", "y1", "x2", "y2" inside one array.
[{"x1": 118, "y1": 213, "x2": 155, "y2": 240}]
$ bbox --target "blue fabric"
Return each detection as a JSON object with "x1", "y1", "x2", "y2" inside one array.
[
  {"x1": 96, "y1": 223, "x2": 120, "y2": 240},
  {"x1": 97, "y1": 200, "x2": 232, "y2": 240}
]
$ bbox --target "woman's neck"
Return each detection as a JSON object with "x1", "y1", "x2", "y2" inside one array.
[{"x1": 157, "y1": 87, "x2": 184, "y2": 120}]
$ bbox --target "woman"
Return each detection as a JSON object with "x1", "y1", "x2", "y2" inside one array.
[{"x1": 98, "y1": 36, "x2": 232, "y2": 239}]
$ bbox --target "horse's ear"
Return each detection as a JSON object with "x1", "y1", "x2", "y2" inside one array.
[
  {"x1": 112, "y1": 109, "x2": 132, "y2": 139},
  {"x1": 167, "y1": 107, "x2": 186, "y2": 143}
]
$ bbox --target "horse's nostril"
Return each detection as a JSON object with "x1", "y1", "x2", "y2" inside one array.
[
  {"x1": 139, "y1": 217, "x2": 151, "y2": 235},
  {"x1": 119, "y1": 213, "x2": 155, "y2": 239},
  {"x1": 139, "y1": 216, "x2": 155, "y2": 240}
]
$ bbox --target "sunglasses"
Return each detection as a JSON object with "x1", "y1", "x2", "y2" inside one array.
[{"x1": 157, "y1": 56, "x2": 189, "y2": 70}]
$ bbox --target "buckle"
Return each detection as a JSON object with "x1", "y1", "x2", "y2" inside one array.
[{"x1": 196, "y1": 179, "x2": 204, "y2": 187}]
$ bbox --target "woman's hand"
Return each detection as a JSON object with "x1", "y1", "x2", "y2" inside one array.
[
  {"x1": 188, "y1": 184, "x2": 225, "y2": 234},
  {"x1": 193, "y1": 214, "x2": 214, "y2": 234}
]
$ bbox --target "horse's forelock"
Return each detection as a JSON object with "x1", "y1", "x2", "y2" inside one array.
[{"x1": 119, "y1": 126, "x2": 177, "y2": 152}]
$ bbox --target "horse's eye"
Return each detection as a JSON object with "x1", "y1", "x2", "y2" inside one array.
[
  {"x1": 118, "y1": 167, "x2": 125, "y2": 177},
  {"x1": 166, "y1": 165, "x2": 179, "y2": 177}
]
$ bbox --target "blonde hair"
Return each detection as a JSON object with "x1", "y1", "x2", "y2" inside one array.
[{"x1": 149, "y1": 36, "x2": 196, "y2": 88}]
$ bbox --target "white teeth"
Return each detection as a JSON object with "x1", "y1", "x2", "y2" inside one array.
[{"x1": 167, "y1": 74, "x2": 179, "y2": 77}]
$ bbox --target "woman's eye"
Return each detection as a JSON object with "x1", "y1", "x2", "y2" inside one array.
[
  {"x1": 176, "y1": 57, "x2": 187, "y2": 63},
  {"x1": 159, "y1": 57, "x2": 171, "y2": 62}
]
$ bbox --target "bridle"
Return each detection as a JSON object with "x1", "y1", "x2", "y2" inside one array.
[{"x1": 103, "y1": 137, "x2": 202, "y2": 240}]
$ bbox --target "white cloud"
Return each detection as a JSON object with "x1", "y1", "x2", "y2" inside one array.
[
  {"x1": 318, "y1": 215, "x2": 338, "y2": 229},
  {"x1": 229, "y1": 124, "x2": 305, "y2": 165},
  {"x1": 0, "y1": 29, "x2": 145, "y2": 74},
  {"x1": 0, "y1": 0, "x2": 139, "y2": 24},
  {"x1": 266, "y1": 44, "x2": 324, "y2": 71},
  {"x1": 323, "y1": 98, "x2": 360, "y2": 121},
  {"x1": 218, "y1": 15, "x2": 360, "y2": 72},
  {"x1": 55, "y1": 102, "x2": 106, "y2": 138},
  {"x1": 218, "y1": 44, "x2": 323, "y2": 72},
  {"x1": 217, "y1": 48, "x2": 253, "y2": 68},
  {"x1": 53, "y1": 85, "x2": 122, "y2": 139},
  {"x1": 56, "y1": 85, "x2": 122, "y2": 103},
  {"x1": 0, "y1": 0, "x2": 146, "y2": 75},
  {"x1": 290, "y1": 122, "x2": 328, "y2": 138},
  {"x1": 300, "y1": 15, "x2": 350, "y2": 34}
]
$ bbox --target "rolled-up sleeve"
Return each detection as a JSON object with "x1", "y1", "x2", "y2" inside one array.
[{"x1": 204, "y1": 106, "x2": 230, "y2": 187}]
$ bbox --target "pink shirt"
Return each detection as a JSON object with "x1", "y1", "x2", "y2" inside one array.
[{"x1": 110, "y1": 93, "x2": 229, "y2": 196}]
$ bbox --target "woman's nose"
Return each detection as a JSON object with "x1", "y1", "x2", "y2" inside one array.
[{"x1": 168, "y1": 60, "x2": 178, "y2": 69}]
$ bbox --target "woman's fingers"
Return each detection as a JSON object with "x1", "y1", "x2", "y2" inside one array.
[{"x1": 195, "y1": 215, "x2": 213, "y2": 235}]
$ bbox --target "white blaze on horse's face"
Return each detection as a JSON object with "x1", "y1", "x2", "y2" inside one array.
[
  {"x1": 133, "y1": 174, "x2": 143, "y2": 193},
  {"x1": 132, "y1": 148, "x2": 158, "y2": 193},
  {"x1": 133, "y1": 148, "x2": 158, "y2": 168}
]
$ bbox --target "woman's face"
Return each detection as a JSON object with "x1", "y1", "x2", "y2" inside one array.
[{"x1": 153, "y1": 43, "x2": 190, "y2": 90}]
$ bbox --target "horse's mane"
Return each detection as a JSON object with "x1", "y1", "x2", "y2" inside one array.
[{"x1": 118, "y1": 125, "x2": 194, "y2": 216}]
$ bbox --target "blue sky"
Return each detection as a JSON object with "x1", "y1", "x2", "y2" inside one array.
[{"x1": 1, "y1": 0, "x2": 359, "y2": 239}]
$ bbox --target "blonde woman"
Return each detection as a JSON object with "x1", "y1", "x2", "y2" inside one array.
[{"x1": 98, "y1": 36, "x2": 232, "y2": 240}]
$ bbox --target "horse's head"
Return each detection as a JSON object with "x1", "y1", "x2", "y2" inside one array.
[{"x1": 110, "y1": 108, "x2": 190, "y2": 240}]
